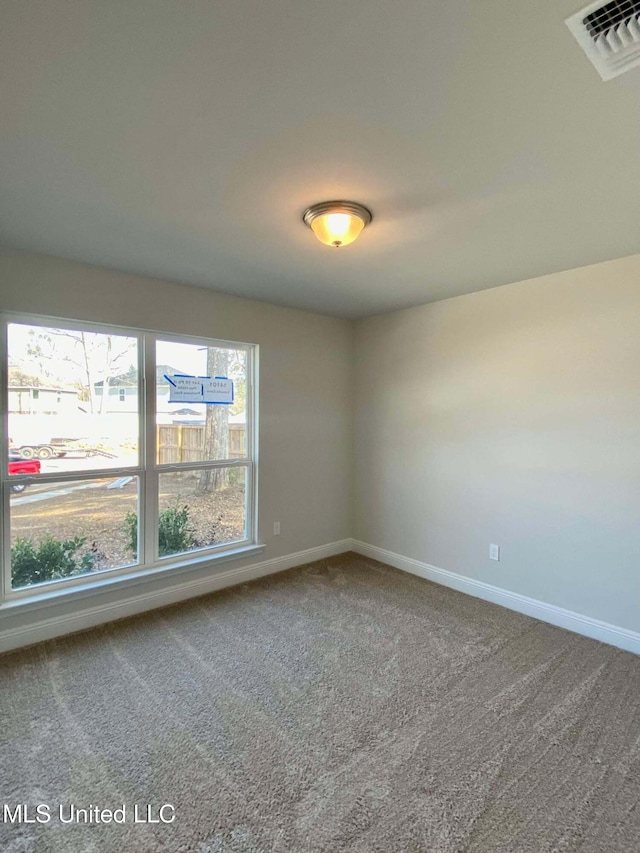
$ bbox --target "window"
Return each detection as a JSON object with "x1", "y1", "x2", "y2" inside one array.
[{"x1": 2, "y1": 316, "x2": 257, "y2": 599}]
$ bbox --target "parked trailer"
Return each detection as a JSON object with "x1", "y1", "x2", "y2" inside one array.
[
  {"x1": 16, "y1": 441, "x2": 116, "y2": 460},
  {"x1": 17, "y1": 444, "x2": 65, "y2": 460}
]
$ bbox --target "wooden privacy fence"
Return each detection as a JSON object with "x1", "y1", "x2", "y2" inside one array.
[{"x1": 158, "y1": 423, "x2": 246, "y2": 464}]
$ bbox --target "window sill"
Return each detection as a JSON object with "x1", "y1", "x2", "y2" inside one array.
[{"x1": 1, "y1": 542, "x2": 267, "y2": 616}]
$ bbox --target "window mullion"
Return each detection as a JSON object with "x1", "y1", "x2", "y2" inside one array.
[
  {"x1": 143, "y1": 333, "x2": 157, "y2": 565},
  {"x1": 1, "y1": 485, "x2": 9, "y2": 603},
  {"x1": 248, "y1": 345, "x2": 258, "y2": 545},
  {"x1": 7, "y1": 467, "x2": 144, "y2": 486},
  {"x1": 0, "y1": 320, "x2": 8, "y2": 604},
  {"x1": 157, "y1": 458, "x2": 249, "y2": 472}
]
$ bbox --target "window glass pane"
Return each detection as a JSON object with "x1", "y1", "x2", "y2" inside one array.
[
  {"x1": 157, "y1": 467, "x2": 247, "y2": 557},
  {"x1": 7, "y1": 323, "x2": 139, "y2": 472},
  {"x1": 10, "y1": 476, "x2": 140, "y2": 590},
  {"x1": 156, "y1": 340, "x2": 247, "y2": 464}
]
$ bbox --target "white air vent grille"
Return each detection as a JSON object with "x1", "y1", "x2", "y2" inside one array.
[{"x1": 566, "y1": 0, "x2": 640, "y2": 79}]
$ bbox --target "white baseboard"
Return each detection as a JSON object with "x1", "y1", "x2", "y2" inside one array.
[
  {"x1": 351, "y1": 540, "x2": 640, "y2": 656},
  {"x1": 5, "y1": 537, "x2": 637, "y2": 658},
  {"x1": 0, "y1": 539, "x2": 352, "y2": 654}
]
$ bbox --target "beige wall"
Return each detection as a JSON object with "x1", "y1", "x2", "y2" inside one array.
[
  {"x1": 0, "y1": 249, "x2": 354, "y2": 558},
  {"x1": 3, "y1": 248, "x2": 639, "y2": 641},
  {"x1": 354, "y1": 255, "x2": 640, "y2": 633}
]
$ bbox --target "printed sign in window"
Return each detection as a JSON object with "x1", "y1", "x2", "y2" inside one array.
[{"x1": 166, "y1": 375, "x2": 233, "y2": 405}]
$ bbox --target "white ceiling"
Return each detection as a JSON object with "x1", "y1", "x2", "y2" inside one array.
[{"x1": 1, "y1": 0, "x2": 639, "y2": 319}]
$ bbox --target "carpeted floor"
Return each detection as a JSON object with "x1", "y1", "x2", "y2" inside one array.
[{"x1": 1, "y1": 552, "x2": 639, "y2": 853}]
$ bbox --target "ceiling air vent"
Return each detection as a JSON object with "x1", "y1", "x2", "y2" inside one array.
[{"x1": 566, "y1": 0, "x2": 640, "y2": 79}]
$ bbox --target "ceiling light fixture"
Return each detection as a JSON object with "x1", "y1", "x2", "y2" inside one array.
[{"x1": 303, "y1": 200, "x2": 372, "y2": 248}]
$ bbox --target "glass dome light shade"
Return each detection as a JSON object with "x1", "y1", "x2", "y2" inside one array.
[
  {"x1": 303, "y1": 201, "x2": 372, "y2": 248},
  {"x1": 310, "y1": 212, "x2": 364, "y2": 247}
]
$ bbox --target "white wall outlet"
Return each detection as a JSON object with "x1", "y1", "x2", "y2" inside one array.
[
  {"x1": 273, "y1": 522, "x2": 280, "y2": 536},
  {"x1": 489, "y1": 543, "x2": 500, "y2": 562}
]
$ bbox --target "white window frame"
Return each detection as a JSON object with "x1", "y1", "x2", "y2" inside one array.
[{"x1": 0, "y1": 313, "x2": 259, "y2": 604}]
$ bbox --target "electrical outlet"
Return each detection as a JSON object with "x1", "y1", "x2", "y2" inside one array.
[
  {"x1": 489, "y1": 543, "x2": 500, "y2": 562},
  {"x1": 273, "y1": 522, "x2": 280, "y2": 536}
]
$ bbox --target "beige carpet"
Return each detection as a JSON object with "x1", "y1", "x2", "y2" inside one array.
[{"x1": 1, "y1": 552, "x2": 639, "y2": 853}]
